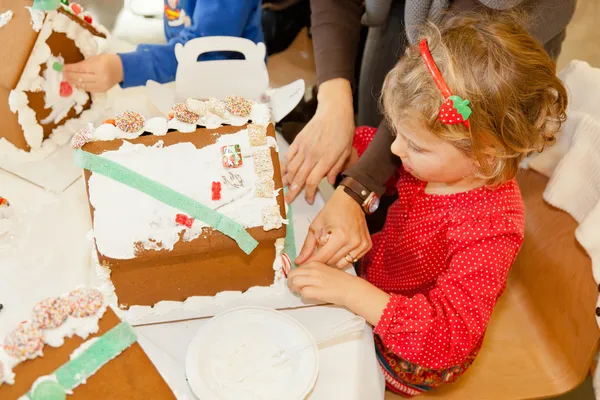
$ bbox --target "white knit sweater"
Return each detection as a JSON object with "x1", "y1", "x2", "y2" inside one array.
[{"x1": 526, "y1": 60, "x2": 600, "y2": 399}]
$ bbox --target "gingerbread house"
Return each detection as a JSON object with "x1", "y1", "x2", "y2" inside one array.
[
  {"x1": 0, "y1": 0, "x2": 108, "y2": 159},
  {"x1": 0, "y1": 286, "x2": 176, "y2": 399},
  {"x1": 75, "y1": 96, "x2": 291, "y2": 315}
]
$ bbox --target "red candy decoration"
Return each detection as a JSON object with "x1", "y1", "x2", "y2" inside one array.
[
  {"x1": 281, "y1": 253, "x2": 292, "y2": 278},
  {"x1": 212, "y1": 181, "x2": 222, "y2": 201},
  {"x1": 83, "y1": 13, "x2": 93, "y2": 24},
  {"x1": 59, "y1": 81, "x2": 73, "y2": 97},
  {"x1": 175, "y1": 213, "x2": 194, "y2": 228},
  {"x1": 70, "y1": 3, "x2": 82, "y2": 15}
]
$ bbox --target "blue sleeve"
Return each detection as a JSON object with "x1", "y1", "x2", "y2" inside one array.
[{"x1": 117, "y1": 0, "x2": 262, "y2": 88}]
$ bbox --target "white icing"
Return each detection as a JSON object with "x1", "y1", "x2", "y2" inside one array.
[
  {"x1": 144, "y1": 117, "x2": 168, "y2": 136},
  {"x1": 85, "y1": 102, "x2": 272, "y2": 143},
  {"x1": 43, "y1": 304, "x2": 107, "y2": 348},
  {"x1": 2, "y1": 10, "x2": 108, "y2": 162},
  {"x1": 41, "y1": 55, "x2": 89, "y2": 125},
  {"x1": 167, "y1": 118, "x2": 196, "y2": 133},
  {"x1": 0, "y1": 349, "x2": 17, "y2": 385},
  {"x1": 0, "y1": 10, "x2": 13, "y2": 28},
  {"x1": 90, "y1": 123, "x2": 117, "y2": 141},
  {"x1": 88, "y1": 129, "x2": 281, "y2": 259},
  {"x1": 25, "y1": 6, "x2": 44, "y2": 32},
  {"x1": 209, "y1": 339, "x2": 291, "y2": 399},
  {"x1": 0, "y1": 286, "x2": 107, "y2": 386},
  {"x1": 69, "y1": 337, "x2": 99, "y2": 360}
]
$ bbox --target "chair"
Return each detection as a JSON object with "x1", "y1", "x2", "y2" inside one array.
[{"x1": 386, "y1": 169, "x2": 599, "y2": 400}]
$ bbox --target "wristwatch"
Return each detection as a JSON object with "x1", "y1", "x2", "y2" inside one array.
[{"x1": 340, "y1": 177, "x2": 380, "y2": 215}]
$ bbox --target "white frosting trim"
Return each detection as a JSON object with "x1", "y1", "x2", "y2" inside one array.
[
  {"x1": 0, "y1": 10, "x2": 13, "y2": 28},
  {"x1": 85, "y1": 102, "x2": 272, "y2": 143},
  {"x1": 25, "y1": 6, "x2": 44, "y2": 32},
  {"x1": 0, "y1": 286, "x2": 107, "y2": 387},
  {"x1": 2, "y1": 11, "x2": 108, "y2": 162}
]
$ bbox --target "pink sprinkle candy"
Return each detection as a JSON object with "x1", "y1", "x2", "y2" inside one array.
[
  {"x1": 67, "y1": 288, "x2": 104, "y2": 318},
  {"x1": 3, "y1": 322, "x2": 44, "y2": 361},
  {"x1": 71, "y1": 127, "x2": 90, "y2": 149},
  {"x1": 32, "y1": 297, "x2": 71, "y2": 330}
]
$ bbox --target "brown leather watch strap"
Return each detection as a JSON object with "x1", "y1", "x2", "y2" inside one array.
[{"x1": 340, "y1": 176, "x2": 371, "y2": 206}]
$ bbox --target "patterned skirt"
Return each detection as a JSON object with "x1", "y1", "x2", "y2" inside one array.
[{"x1": 374, "y1": 334, "x2": 481, "y2": 397}]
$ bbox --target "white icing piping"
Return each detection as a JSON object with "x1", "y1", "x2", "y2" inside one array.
[
  {"x1": 25, "y1": 6, "x2": 45, "y2": 32},
  {"x1": 0, "y1": 286, "x2": 108, "y2": 387},
  {"x1": 0, "y1": 10, "x2": 13, "y2": 28},
  {"x1": 85, "y1": 102, "x2": 272, "y2": 143},
  {"x1": 3, "y1": 10, "x2": 108, "y2": 161},
  {"x1": 87, "y1": 129, "x2": 281, "y2": 259}
]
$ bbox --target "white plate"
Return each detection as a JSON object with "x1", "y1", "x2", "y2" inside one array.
[{"x1": 185, "y1": 306, "x2": 319, "y2": 400}]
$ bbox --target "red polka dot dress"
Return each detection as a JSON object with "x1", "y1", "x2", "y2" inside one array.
[{"x1": 352, "y1": 127, "x2": 525, "y2": 397}]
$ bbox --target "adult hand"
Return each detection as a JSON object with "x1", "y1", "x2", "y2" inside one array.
[
  {"x1": 295, "y1": 186, "x2": 371, "y2": 269},
  {"x1": 282, "y1": 78, "x2": 355, "y2": 204},
  {"x1": 63, "y1": 54, "x2": 124, "y2": 93},
  {"x1": 287, "y1": 261, "x2": 360, "y2": 306}
]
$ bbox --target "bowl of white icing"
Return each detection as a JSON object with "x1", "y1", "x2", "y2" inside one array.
[{"x1": 185, "y1": 306, "x2": 319, "y2": 400}]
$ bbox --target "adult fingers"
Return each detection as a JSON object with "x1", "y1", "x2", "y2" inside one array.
[
  {"x1": 305, "y1": 229, "x2": 347, "y2": 264},
  {"x1": 329, "y1": 240, "x2": 362, "y2": 269},
  {"x1": 285, "y1": 158, "x2": 314, "y2": 204},
  {"x1": 63, "y1": 60, "x2": 92, "y2": 74},
  {"x1": 295, "y1": 229, "x2": 319, "y2": 265},
  {"x1": 304, "y1": 159, "x2": 332, "y2": 205}
]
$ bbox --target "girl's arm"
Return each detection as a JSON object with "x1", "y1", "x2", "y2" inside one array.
[
  {"x1": 374, "y1": 217, "x2": 523, "y2": 369},
  {"x1": 118, "y1": 0, "x2": 262, "y2": 88}
]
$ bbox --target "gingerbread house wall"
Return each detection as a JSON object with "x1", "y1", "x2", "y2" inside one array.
[{"x1": 0, "y1": 0, "x2": 39, "y2": 150}]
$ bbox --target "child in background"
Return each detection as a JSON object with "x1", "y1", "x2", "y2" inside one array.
[
  {"x1": 288, "y1": 13, "x2": 567, "y2": 397},
  {"x1": 63, "y1": 0, "x2": 263, "y2": 92}
]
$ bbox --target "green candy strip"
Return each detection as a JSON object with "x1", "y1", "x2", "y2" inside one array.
[
  {"x1": 283, "y1": 189, "x2": 297, "y2": 269},
  {"x1": 74, "y1": 149, "x2": 259, "y2": 254},
  {"x1": 27, "y1": 322, "x2": 137, "y2": 400}
]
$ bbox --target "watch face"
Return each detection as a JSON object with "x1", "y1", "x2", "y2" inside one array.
[{"x1": 368, "y1": 196, "x2": 380, "y2": 213}]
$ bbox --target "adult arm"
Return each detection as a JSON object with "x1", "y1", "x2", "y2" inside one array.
[
  {"x1": 310, "y1": 0, "x2": 363, "y2": 86},
  {"x1": 343, "y1": 119, "x2": 400, "y2": 196},
  {"x1": 118, "y1": 1, "x2": 261, "y2": 88}
]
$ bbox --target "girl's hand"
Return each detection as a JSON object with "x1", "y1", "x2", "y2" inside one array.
[
  {"x1": 287, "y1": 261, "x2": 359, "y2": 306},
  {"x1": 288, "y1": 262, "x2": 391, "y2": 326},
  {"x1": 295, "y1": 186, "x2": 372, "y2": 269},
  {"x1": 282, "y1": 78, "x2": 355, "y2": 205},
  {"x1": 63, "y1": 54, "x2": 124, "y2": 93}
]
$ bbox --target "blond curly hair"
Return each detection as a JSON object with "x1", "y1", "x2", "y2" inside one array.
[{"x1": 382, "y1": 12, "x2": 568, "y2": 186}]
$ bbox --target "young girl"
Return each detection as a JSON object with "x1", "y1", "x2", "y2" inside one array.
[{"x1": 288, "y1": 12, "x2": 567, "y2": 397}]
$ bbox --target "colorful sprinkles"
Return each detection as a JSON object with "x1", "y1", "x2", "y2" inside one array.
[
  {"x1": 248, "y1": 124, "x2": 267, "y2": 146},
  {"x1": 171, "y1": 103, "x2": 199, "y2": 125},
  {"x1": 224, "y1": 95, "x2": 252, "y2": 117},
  {"x1": 67, "y1": 288, "x2": 104, "y2": 318},
  {"x1": 4, "y1": 322, "x2": 44, "y2": 361},
  {"x1": 71, "y1": 126, "x2": 90, "y2": 149},
  {"x1": 115, "y1": 110, "x2": 146, "y2": 134},
  {"x1": 32, "y1": 297, "x2": 71, "y2": 330}
]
